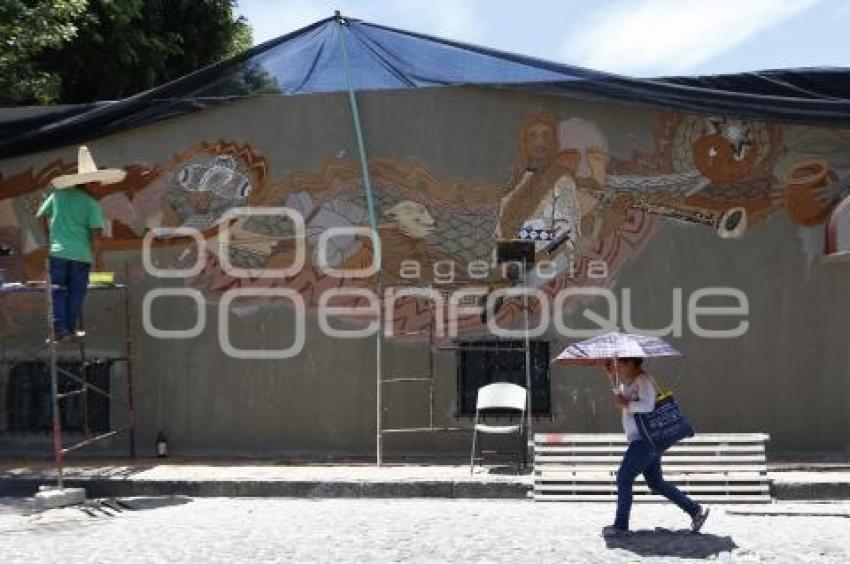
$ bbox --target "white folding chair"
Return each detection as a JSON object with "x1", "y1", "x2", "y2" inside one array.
[{"x1": 469, "y1": 382, "x2": 527, "y2": 474}]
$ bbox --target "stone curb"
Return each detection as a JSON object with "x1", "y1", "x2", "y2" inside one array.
[
  {"x1": 0, "y1": 478, "x2": 531, "y2": 499},
  {"x1": 771, "y1": 481, "x2": 850, "y2": 501},
  {"x1": 2, "y1": 478, "x2": 848, "y2": 501}
]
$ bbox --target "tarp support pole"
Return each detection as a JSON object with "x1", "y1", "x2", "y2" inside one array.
[
  {"x1": 522, "y1": 260, "x2": 534, "y2": 455},
  {"x1": 335, "y1": 16, "x2": 385, "y2": 466}
]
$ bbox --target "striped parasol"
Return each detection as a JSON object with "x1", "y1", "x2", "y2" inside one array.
[{"x1": 554, "y1": 332, "x2": 681, "y2": 365}]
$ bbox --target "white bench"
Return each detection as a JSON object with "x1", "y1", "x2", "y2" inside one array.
[{"x1": 533, "y1": 433, "x2": 771, "y2": 503}]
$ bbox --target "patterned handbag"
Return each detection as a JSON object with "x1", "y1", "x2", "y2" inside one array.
[{"x1": 634, "y1": 375, "x2": 694, "y2": 452}]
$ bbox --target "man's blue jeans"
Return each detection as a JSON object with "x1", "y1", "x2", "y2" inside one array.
[
  {"x1": 615, "y1": 439, "x2": 701, "y2": 530},
  {"x1": 50, "y1": 256, "x2": 91, "y2": 336}
]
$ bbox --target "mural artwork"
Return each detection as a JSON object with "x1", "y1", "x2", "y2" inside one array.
[{"x1": 1, "y1": 112, "x2": 848, "y2": 339}]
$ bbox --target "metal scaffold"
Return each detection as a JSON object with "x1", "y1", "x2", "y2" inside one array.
[{"x1": 0, "y1": 263, "x2": 136, "y2": 490}]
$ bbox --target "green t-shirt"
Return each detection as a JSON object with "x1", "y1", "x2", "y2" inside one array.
[{"x1": 37, "y1": 187, "x2": 104, "y2": 264}]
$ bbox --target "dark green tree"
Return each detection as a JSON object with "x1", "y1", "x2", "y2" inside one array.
[
  {"x1": 43, "y1": 0, "x2": 253, "y2": 103},
  {"x1": 0, "y1": 1, "x2": 88, "y2": 105}
]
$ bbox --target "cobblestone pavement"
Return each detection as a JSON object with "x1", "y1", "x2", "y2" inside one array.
[{"x1": 1, "y1": 498, "x2": 849, "y2": 563}]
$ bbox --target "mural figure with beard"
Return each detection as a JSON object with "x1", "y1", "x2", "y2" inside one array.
[
  {"x1": 496, "y1": 113, "x2": 581, "y2": 254},
  {"x1": 496, "y1": 114, "x2": 621, "y2": 265}
]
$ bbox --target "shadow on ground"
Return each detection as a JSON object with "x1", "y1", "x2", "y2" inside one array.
[
  {"x1": 0, "y1": 497, "x2": 32, "y2": 515},
  {"x1": 116, "y1": 495, "x2": 192, "y2": 511},
  {"x1": 0, "y1": 464, "x2": 156, "y2": 480},
  {"x1": 0, "y1": 495, "x2": 191, "y2": 520},
  {"x1": 604, "y1": 528, "x2": 737, "y2": 559}
]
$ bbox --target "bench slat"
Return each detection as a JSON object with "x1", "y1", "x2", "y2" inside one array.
[
  {"x1": 535, "y1": 483, "x2": 769, "y2": 492},
  {"x1": 536, "y1": 465, "x2": 767, "y2": 474},
  {"x1": 534, "y1": 445, "x2": 766, "y2": 454},
  {"x1": 534, "y1": 484, "x2": 770, "y2": 495},
  {"x1": 535, "y1": 474, "x2": 768, "y2": 482},
  {"x1": 535, "y1": 455, "x2": 766, "y2": 464},
  {"x1": 535, "y1": 433, "x2": 769, "y2": 444},
  {"x1": 533, "y1": 494, "x2": 771, "y2": 503}
]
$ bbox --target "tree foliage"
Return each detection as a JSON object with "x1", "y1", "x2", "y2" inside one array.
[
  {"x1": 1, "y1": 0, "x2": 253, "y2": 105},
  {"x1": 0, "y1": 0, "x2": 88, "y2": 104}
]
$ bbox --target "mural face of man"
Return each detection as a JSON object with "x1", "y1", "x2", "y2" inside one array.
[
  {"x1": 385, "y1": 200, "x2": 436, "y2": 239},
  {"x1": 523, "y1": 122, "x2": 557, "y2": 167},
  {"x1": 558, "y1": 118, "x2": 609, "y2": 190}
]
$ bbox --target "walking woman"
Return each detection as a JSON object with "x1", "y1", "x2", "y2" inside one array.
[{"x1": 601, "y1": 357, "x2": 710, "y2": 536}]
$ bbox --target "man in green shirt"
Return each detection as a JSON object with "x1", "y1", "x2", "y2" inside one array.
[
  {"x1": 37, "y1": 146, "x2": 124, "y2": 340},
  {"x1": 38, "y1": 184, "x2": 104, "y2": 339}
]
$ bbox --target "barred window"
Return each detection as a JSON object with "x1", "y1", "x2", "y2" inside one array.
[
  {"x1": 456, "y1": 339, "x2": 550, "y2": 416},
  {"x1": 5, "y1": 361, "x2": 111, "y2": 433}
]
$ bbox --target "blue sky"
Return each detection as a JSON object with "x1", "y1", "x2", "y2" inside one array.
[{"x1": 238, "y1": 0, "x2": 848, "y2": 77}]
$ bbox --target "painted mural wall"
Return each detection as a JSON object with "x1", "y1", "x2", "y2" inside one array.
[{"x1": 1, "y1": 88, "x2": 848, "y2": 456}]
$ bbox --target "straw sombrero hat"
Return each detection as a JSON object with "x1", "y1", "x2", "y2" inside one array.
[{"x1": 51, "y1": 146, "x2": 126, "y2": 189}]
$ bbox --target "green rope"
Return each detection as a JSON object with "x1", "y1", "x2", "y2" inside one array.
[
  {"x1": 335, "y1": 15, "x2": 385, "y2": 466},
  {"x1": 335, "y1": 18, "x2": 381, "y2": 267}
]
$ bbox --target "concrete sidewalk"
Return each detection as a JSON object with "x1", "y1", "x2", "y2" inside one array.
[
  {"x1": 2, "y1": 460, "x2": 849, "y2": 500},
  {"x1": 0, "y1": 461, "x2": 532, "y2": 499}
]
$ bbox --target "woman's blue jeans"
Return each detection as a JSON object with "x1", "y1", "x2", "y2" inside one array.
[{"x1": 615, "y1": 439, "x2": 700, "y2": 530}]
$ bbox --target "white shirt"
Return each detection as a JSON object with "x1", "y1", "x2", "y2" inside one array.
[{"x1": 618, "y1": 374, "x2": 657, "y2": 442}]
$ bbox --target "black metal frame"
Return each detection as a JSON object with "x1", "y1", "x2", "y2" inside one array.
[{"x1": 454, "y1": 339, "x2": 552, "y2": 417}]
